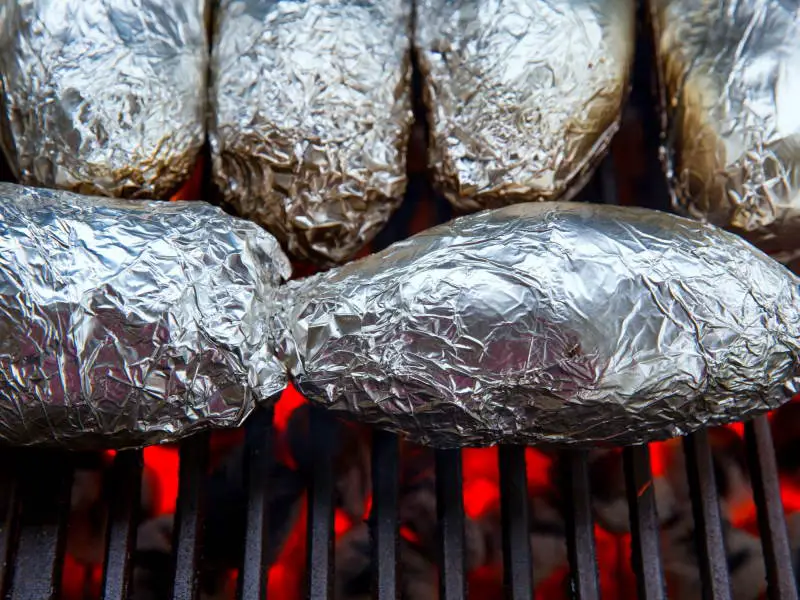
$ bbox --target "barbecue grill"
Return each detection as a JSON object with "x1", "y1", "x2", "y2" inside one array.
[{"x1": 0, "y1": 6, "x2": 798, "y2": 600}]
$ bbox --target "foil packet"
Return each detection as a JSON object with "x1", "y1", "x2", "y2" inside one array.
[
  {"x1": 0, "y1": 183, "x2": 290, "y2": 448},
  {"x1": 0, "y1": 0, "x2": 208, "y2": 199},
  {"x1": 211, "y1": 0, "x2": 413, "y2": 265},
  {"x1": 276, "y1": 203, "x2": 800, "y2": 448},
  {"x1": 651, "y1": 0, "x2": 800, "y2": 263},
  {"x1": 415, "y1": 0, "x2": 635, "y2": 212}
]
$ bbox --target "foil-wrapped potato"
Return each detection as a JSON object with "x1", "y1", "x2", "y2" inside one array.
[
  {"x1": 416, "y1": 0, "x2": 635, "y2": 212},
  {"x1": 0, "y1": 0, "x2": 208, "y2": 199},
  {"x1": 651, "y1": 0, "x2": 800, "y2": 263},
  {"x1": 276, "y1": 203, "x2": 800, "y2": 448},
  {"x1": 0, "y1": 184, "x2": 289, "y2": 448},
  {"x1": 211, "y1": 0, "x2": 413, "y2": 265}
]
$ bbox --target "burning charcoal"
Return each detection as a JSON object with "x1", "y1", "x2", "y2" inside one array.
[
  {"x1": 659, "y1": 505, "x2": 767, "y2": 600},
  {"x1": 415, "y1": 0, "x2": 635, "y2": 212},
  {"x1": 0, "y1": 0, "x2": 208, "y2": 199},
  {"x1": 200, "y1": 431, "x2": 306, "y2": 575},
  {"x1": 477, "y1": 483, "x2": 569, "y2": 590},
  {"x1": 66, "y1": 463, "x2": 107, "y2": 567},
  {"x1": 65, "y1": 452, "x2": 158, "y2": 570},
  {"x1": 584, "y1": 449, "x2": 635, "y2": 533},
  {"x1": 334, "y1": 443, "x2": 487, "y2": 600},
  {"x1": 210, "y1": 0, "x2": 413, "y2": 265},
  {"x1": 284, "y1": 403, "x2": 373, "y2": 521},
  {"x1": 0, "y1": 183, "x2": 290, "y2": 448},
  {"x1": 335, "y1": 522, "x2": 438, "y2": 600},
  {"x1": 277, "y1": 202, "x2": 800, "y2": 447},
  {"x1": 770, "y1": 401, "x2": 800, "y2": 475},
  {"x1": 130, "y1": 515, "x2": 175, "y2": 600},
  {"x1": 651, "y1": 0, "x2": 800, "y2": 264}
]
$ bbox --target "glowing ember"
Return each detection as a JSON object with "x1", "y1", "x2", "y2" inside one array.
[{"x1": 169, "y1": 155, "x2": 205, "y2": 202}]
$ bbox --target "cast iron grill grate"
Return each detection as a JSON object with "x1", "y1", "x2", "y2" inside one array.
[
  {"x1": 0, "y1": 410, "x2": 796, "y2": 600},
  {"x1": 0, "y1": 6, "x2": 798, "y2": 600}
]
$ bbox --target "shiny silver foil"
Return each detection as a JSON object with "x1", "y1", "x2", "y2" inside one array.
[
  {"x1": 0, "y1": 0, "x2": 208, "y2": 199},
  {"x1": 276, "y1": 203, "x2": 800, "y2": 448},
  {"x1": 210, "y1": 0, "x2": 413, "y2": 266},
  {"x1": 0, "y1": 183, "x2": 290, "y2": 448},
  {"x1": 415, "y1": 0, "x2": 635, "y2": 212},
  {"x1": 651, "y1": 0, "x2": 800, "y2": 263}
]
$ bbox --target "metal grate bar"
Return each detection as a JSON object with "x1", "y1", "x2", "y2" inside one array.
[
  {"x1": 102, "y1": 450, "x2": 143, "y2": 600},
  {"x1": 370, "y1": 430, "x2": 399, "y2": 600},
  {"x1": 435, "y1": 448, "x2": 467, "y2": 600},
  {"x1": 307, "y1": 407, "x2": 336, "y2": 600},
  {"x1": 172, "y1": 433, "x2": 210, "y2": 600},
  {"x1": 498, "y1": 445, "x2": 533, "y2": 600},
  {"x1": 9, "y1": 452, "x2": 72, "y2": 600},
  {"x1": 745, "y1": 416, "x2": 798, "y2": 600},
  {"x1": 239, "y1": 407, "x2": 275, "y2": 600},
  {"x1": 623, "y1": 445, "x2": 666, "y2": 600},
  {"x1": 0, "y1": 455, "x2": 19, "y2": 599},
  {"x1": 561, "y1": 449, "x2": 600, "y2": 600},
  {"x1": 683, "y1": 431, "x2": 732, "y2": 600}
]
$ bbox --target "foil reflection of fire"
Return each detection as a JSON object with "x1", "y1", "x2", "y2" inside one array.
[{"x1": 59, "y1": 389, "x2": 800, "y2": 600}]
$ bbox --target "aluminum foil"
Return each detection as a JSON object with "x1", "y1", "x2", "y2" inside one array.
[
  {"x1": 415, "y1": 0, "x2": 635, "y2": 212},
  {"x1": 276, "y1": 202, "x2": 800, "y2": 448},
  {"x1": 0, "y1": 183, "x2": 290, "y2": 448},
  {"x1": 0, "y1": 0, "x2": 208, "y2": 199},
  {"x1": 210, "y1": 0, "x2": 413, "y2": 265},
  {"x1": 651, "y1": 0, "x2": 800, "y2": 263}
]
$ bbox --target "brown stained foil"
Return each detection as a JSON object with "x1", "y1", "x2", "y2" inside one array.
[
  {"x1": 0, "y1": 183, "x2": 290, "y2": 448},
  {"x1": 415, "y1": 0, "x2": 635, "y2": 212},
  {"x1": 276, "y1": 203, "x2": 800, "y2": 448},
  {"x1": 0, "y1": 0, "x2": 208, "y2": 199},
  {"x1": 651, "y1": 0, "x2": 800, "y2": 262},
  {"x1": 210, "y1": 0, "x2": 413, "y2": 266}
]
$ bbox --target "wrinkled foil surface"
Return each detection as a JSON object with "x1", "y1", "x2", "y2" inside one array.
[
  {"x1": 0, "y1": 183, "x2": 290, "y2": 448},
  {"x1": 277, "y1": 203, "x2": 800, "y2": 447},
  {"x1": 651, "y1": 0, "x2": 800, "y2": 263},
  {"x1": 416, "y1": 0, "x2": 634, "y2": 212},
  {"x1": 211, "y1": 0, "x2": 413, "y2": 265},
  {"x1": 0, "y1": 0, "x2": 208, "y2": 199}
]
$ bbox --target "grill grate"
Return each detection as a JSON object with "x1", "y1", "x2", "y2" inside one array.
[
  {"x1": 745, "y1": 418, "x2": 798, "y2": 599},
  {"x1": 624, "y1": 445, "x2": 666, "y2": 600},
  {"x1": 370, "y1": 430, "x2": 400, "y2": 600},
  {"x1": 561, "y1": 450, "x2": 600, "y2": 600},
  {"x1": 436, "y1": 449, "x2": 467, "y2": 600},
  {"x1": 0, "y1": 414, "x2": 797, "y2": 599},
  {"x1": 0, "y1": 5, "x2": 798, "y2": 600},
  {"x1": 499, "y1": 446, "x2": 535, "y2": 600},
  {"x1": 101, "y1": 450, "x2": 142, "y2": 600},
  {"x1": 307, "y1": 409, "x2": 336, "y2": 600},
  {"x1": 240, "y1": 408, "x2": 274, "y2": 600}
]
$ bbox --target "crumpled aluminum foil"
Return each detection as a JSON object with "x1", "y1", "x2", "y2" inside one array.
[
  {"x1": 210, "y1": 0, "x2": 413, "y2": 266},
  {"x1": 415, "y1": 0, "x2": 635, "y2": 212},
  {"x1": 651, "y1": 0, "x2": 800, "y2": 264},
  {"x1": 276, "y1": 202, "x2": 800, "y2": 448},
  {"x1": 0, "y1": 183, "x2": 290, "y2": 448},
  {"x1": 0, "y1": 0, "x2": 208, "y2": 199}
]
